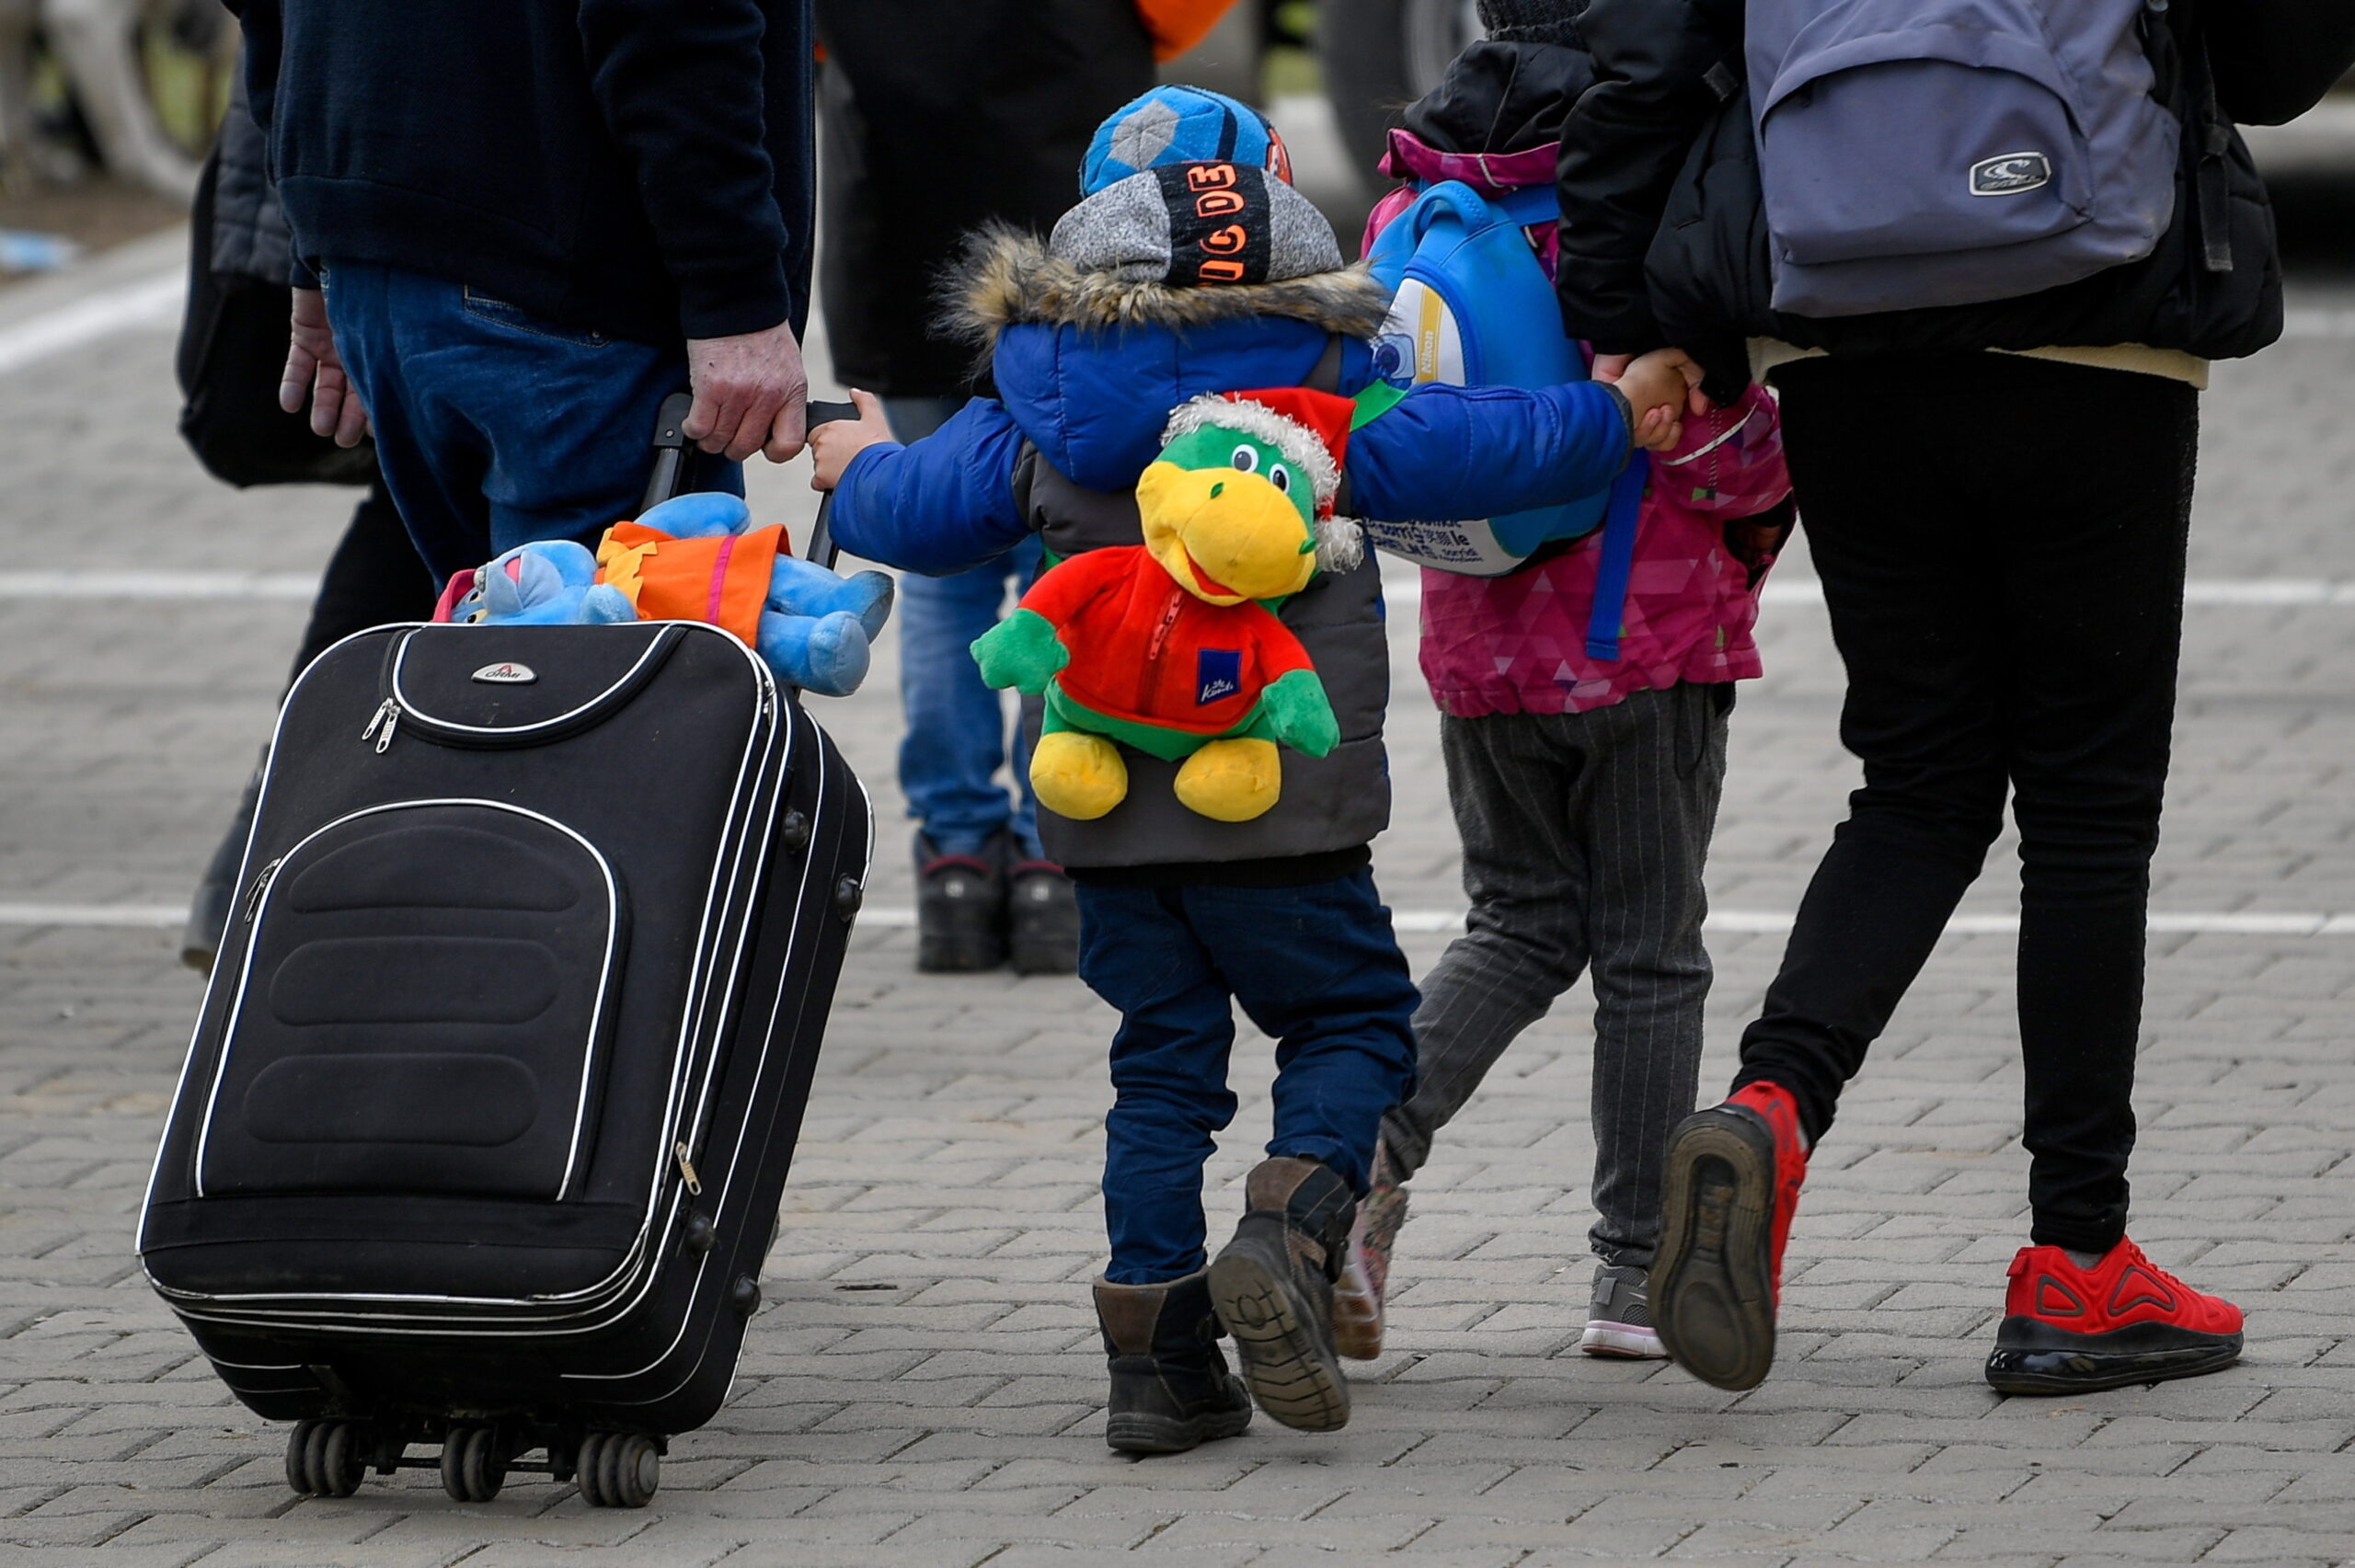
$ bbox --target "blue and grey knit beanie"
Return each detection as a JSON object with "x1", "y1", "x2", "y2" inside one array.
[{"x1": 1081, "y1": 85, "x2": 1292, "y2": 196}]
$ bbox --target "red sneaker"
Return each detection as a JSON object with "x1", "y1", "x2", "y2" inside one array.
[
  {"x1": 1984, "y1": 1238, "x2": 2244, "y2": 1394},
  {"x1": 1649, "y1": 1082, "x2": 1809, "y2": 1391}
]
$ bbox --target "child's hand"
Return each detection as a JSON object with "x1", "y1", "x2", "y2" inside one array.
[
  {"x1": 1610, "y1": 349, "x2": 1702, "y2": 452},
  {"x1": 808, "y1": 388, "x2": 897, "y2": 491}
]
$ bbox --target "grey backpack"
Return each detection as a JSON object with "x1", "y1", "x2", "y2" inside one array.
[{"x1": 1748, "y1": 0, "x2": 2182, "y2": 318}]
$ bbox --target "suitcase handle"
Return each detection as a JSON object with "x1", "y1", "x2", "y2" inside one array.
[{"x1": 639, "y1": 393, "x2": 858, "y2": 570}]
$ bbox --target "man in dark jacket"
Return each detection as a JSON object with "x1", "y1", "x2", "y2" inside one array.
[
  {"x1": 814, "y1": 0, "x2": 1158, "y2": 977},
  {"x1": 1534, "y1": 0, "x2": 2355, "y2": 1399},
  {"x1": 230, "y1": 0, "x2": 817, "y2": 583}
]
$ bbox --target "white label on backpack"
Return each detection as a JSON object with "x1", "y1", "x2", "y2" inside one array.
[
  {"x1": 1969, "y1": 152, "x2": 2052, "y2": 197},
  {"x1": 472, "y1": 661, "x2": 538, "y2": 685},
  {"x1": 1361, "y1": 517, "x2": 1527, "y2": 577},
  {"x1": 1373, "y1": 278, "x2": 1466, "y2": 389}
]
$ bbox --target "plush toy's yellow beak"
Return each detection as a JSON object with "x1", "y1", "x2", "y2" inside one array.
[{"x1": 1135, "y1": 462, "x2": 1317, "y2": 604}]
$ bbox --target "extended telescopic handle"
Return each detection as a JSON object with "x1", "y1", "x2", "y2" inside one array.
[{"x1": 640, "y1": 392, "x2": 858, "y2": 569}]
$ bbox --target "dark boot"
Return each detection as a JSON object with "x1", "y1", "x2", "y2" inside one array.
[
  {"x1": 181, "y1": 750, "x2": 265, "y2": 976},
  {"x1": 1208, "y1": 1156, "x2": 1354, "y2": 1432},
  {"x1": 913, "y1": 830, "x2": 1008, "y2": 973},
  {"x1": 1007, "y1": 856, "x2": 1079, "y2": 975},
  {"x1": 1094, "y1": 1271, "x2": 1252, "y2": 1454}
]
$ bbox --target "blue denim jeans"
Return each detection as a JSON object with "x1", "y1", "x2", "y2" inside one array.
[
  {"x1": 887, "y1": 396, "x2": 1042, "y2": 860},
  {"x1": 1076, "y1": 871, "x2": 1420, "y2": 1284},
  {"x1": 320, "y1": 260, "x2": 740, "y2": 583}
]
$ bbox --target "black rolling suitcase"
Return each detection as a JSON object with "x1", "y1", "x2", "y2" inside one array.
[{"x1": 139, "y1": 397, "x2": 872, "y2": 1507}]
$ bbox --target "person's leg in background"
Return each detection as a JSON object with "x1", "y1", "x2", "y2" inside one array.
[
  {"x1": 1651, "y1": 354, "x2": 2012, "y2": 1392},
  {"x1": 1573, "y1": 682, "x2": 1726, "y2": 1356},
  {"x1": 1074, "y1": 882, "x2": 1254, "y2": 1454},
  {"x1": 1980, "y1": 360, "x2": 2239, "y2": 1393},
  {"x1": 1353, "y1": 712, "x2": 1592, "y2": 1356},
  {"x1": 888, "y1": 396, "x2": 1076, "y2": 975},
  {"x1": 180, "y1": 479, "x2": 439, "y2": 972}
]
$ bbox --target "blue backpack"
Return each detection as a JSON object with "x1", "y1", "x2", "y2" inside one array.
[
  {"x1": 1361, "y1": 179, "x2": 1646, "y2": 659},
  {"x1": 1748, "y1": 0, "x2": 2179, "y2": 318}
]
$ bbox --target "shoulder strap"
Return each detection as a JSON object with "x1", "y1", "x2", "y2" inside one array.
[
  {"x1": 1306, "y1": 333, "x2": 1345, "y2": 393},
  {"x1": 1582, "y1": 460, "x2": 1649, "y2": 662}
]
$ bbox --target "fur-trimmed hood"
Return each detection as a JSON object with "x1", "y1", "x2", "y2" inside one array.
[
  {"x1": 944, "y1": 224, "x2": 1391, "y2": 367},
  {"x1": 939, "y1": 224, "x2": 1396, "y2": 496}
]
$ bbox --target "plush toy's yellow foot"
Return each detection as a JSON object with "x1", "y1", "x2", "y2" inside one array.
[
  {"x1": 1031, "y1": 731, "x2": 1129, "y2": 820},
  {"x1": 1173, "y1": 738, "x2": 1283, "y2": 822}
]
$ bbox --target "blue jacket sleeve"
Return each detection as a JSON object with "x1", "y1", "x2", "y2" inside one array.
[
  {"x1": 1345, "y1": 381, "x2": 1634, "y2": 522},
  {"x1": 826, "y1": 397, "x2": 1033, "y2": 576}
]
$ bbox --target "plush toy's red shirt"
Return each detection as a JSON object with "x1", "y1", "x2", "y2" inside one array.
[{"x1": 1019, "y1": 546, "x2": 1315, "y2": 735}]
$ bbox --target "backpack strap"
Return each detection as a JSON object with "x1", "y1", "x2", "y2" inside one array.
[
  {"x1": 1582, "y1": 458, "x2": 1648, "y2": 662},
  {"x1": 1306, "y1": 332, "x2": 1346, "y2": 393}
]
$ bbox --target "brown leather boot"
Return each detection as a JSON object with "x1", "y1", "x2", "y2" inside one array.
[
  {"x1": 1093, "y1": 1270, "x2": 1252, "y2": 1454},
  {"x1": 1207, "y1": 1156, "x2": 1354, "y2": 1431}
]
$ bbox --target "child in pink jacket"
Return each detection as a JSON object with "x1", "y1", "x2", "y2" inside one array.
[{"x1": 1336, "y1": 6, "x2": 1794, "y2": 1363}]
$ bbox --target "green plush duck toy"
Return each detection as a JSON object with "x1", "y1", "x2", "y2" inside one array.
[{"x1": 971, "y1": 386, "x2": 1365, "y2": 823}]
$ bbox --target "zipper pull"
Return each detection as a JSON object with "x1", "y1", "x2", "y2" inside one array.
[
  {"x1": 241, "y1": 858, "x2": 283, "y2": 924},
  {"x1": 673, "y1": 1139, "x2": 703, "y2": 1196},
  {"x1": 361, "y1": 699, "x2": 400, "y2": 753}
]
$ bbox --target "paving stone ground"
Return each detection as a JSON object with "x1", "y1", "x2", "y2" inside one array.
[{"x1": 3, "y1": 207, "x2": 2355, "y2": 1567}]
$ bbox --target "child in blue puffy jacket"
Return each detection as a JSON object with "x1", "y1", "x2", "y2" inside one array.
[{"x1": 810, "y1": 85, "x2": 1693, "y2": 1455}]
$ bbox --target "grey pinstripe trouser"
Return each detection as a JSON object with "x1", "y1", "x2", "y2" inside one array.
[{"x1": 1381, "y1": 682, "x2": 1729, "y2": 1267}]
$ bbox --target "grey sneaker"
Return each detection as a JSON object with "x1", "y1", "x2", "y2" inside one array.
[{"x1": 1580, "y1": 1263, "x2": 1667, "y2": 1358}]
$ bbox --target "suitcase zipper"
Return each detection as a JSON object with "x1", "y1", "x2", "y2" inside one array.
[
  {"x1": 240, "y1": 858, "x2": 282, "y2": 923},
  {"x1": 361, "y1": 698, "x2": 400, "y2": 752},
  {"x1": 672, "y1": 1139, "x2": 702, "y2": 1196}
]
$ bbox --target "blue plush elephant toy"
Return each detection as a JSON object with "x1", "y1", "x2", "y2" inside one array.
[{"x1": 446, "y1": 493, "x2": 893, "y2": 697}]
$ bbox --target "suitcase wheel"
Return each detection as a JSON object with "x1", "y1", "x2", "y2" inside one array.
[
  {"x1": 440, "y1": 1425, "x2": 508, "y2": 1504},
  {"x1": 284, "y1": 1417, "x2": 367, "y2": 1499},
  {"x1": 576, "y1": 1430, "x2": 660, "y2": 1508}
]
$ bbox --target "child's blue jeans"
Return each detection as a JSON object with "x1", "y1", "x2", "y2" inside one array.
[{"x1": 1076, "y1": 870, "x2": 1420, "y2": 1285}]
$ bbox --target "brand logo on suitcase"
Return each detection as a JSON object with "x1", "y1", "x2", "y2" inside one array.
[{"x1": 472, "y1": 662, "x2": 538, "y2": 685}]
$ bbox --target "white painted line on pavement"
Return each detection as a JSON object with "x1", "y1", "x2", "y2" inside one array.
[
  {"x1": 1380, "y1": 575, "x2": 2355, "y2": 609},
  {"x1": 2281, "y1": 308, "x2": 2355, "y2": 339},
  {"x1": 10, "y1": 899, "x2": 2355, "y2": 937},
  {"x1": 6, "y1": 568, "x2": 2355, "y2": 609},
  {"x1": 0, "y1": 571, "x2": 318, "y2": 600},
  {"x1": 0, "y1": 272, "x2": 183, "y2": 377},
  {"x1": 0, "y1": 902, "x2": 184, "y2": 928}
]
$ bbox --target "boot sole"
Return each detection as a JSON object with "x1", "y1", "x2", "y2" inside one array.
[
  {"x1": 1208, "y1": 1240, "x2": 1350, "y2": 1432},
  {"x1": 1984, "y1": 1316, "x2": 2244, "y2": 1394},
  {"x1": 1651, "y1": 1107, "x2": 1779, "y2": 1391},
  {"x1": 1105, "y1": 1391, "x2": 1252, "y2": 1455}
]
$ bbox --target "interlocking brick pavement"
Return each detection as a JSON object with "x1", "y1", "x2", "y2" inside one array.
[{"x1": 0, "y1": 220, "x2": 2353, "y2": 1565}]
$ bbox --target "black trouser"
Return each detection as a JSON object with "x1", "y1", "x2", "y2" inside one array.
[
  {"x1": 1732, "y1": 353, "x2": 2198, "y2": 1254},
  {"x1": 282, "y1": 479, "x2": 440, "y2": 689}
]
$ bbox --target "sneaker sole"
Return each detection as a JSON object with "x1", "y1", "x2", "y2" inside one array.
[
  {"x1": 1984, "y1": 1316, "x2": 2244, "y2": 1395},
  {"x1": 1208, "y1": 1245, "x2": 1350, "y2": 1432},
  {"x1": 1580, "y1": 1321, "x2": 1667, "y2": 1359},
  {"x1": 1651, "y1": 1107, "x2": 1780, "y2": 1391}
]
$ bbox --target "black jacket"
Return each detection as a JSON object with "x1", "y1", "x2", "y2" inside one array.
[
  {"x1": 231, "y1": 0, "x2": 814, "y2": 346},
  {"x1": 813, "y1": 0, "x2": 1155, "y2": 397},
  {"x1": 1556, "y1": 0, "x2": 2355, "y2": 393}
]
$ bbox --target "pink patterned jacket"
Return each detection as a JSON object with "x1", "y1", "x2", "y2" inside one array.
[{"x1": 1365, "y1": 131, "x2": 1794, "y2": 719}]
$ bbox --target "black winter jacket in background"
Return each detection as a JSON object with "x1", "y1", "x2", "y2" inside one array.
[
  {"x1": 230, "y1": 0, "x2": 814, "y2": 346},
  {"x1": 815, "y1": 0, "x2": 1155, "y2": 398},
  {"x1": 1555, "y1": 0, "x2": 2355, "y2": 394}
]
